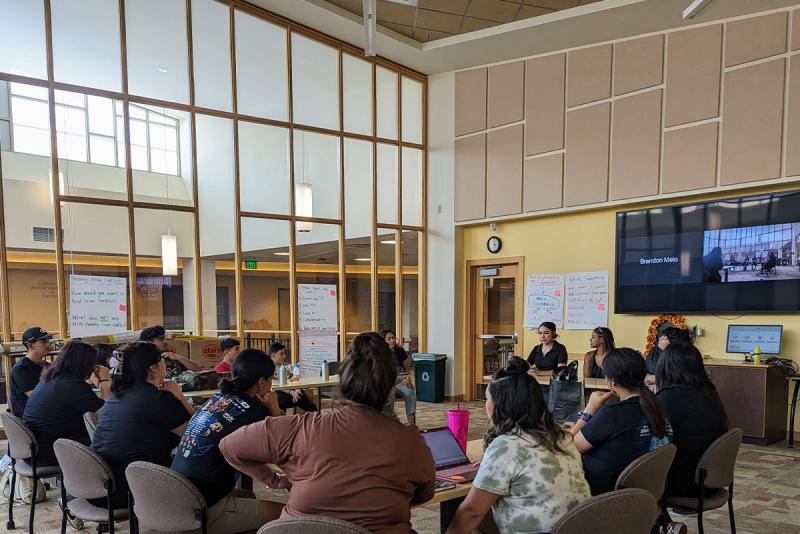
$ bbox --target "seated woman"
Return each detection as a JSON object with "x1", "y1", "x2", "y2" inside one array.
[
  {"x1": 268, "y1": 342, "x2": 318, "y2": 413},
  {"x1": 568, "y1": 348, "x2": 672, "y2": 496},
  {"x1": 384, "y1": 329, "x2": 416, "y2": 426},
  {"x1": 172, "y1": 349, "x2": 282, "y2": 534},
  {"x1": 23, "y1": 341, "x2": 110, "y2": 467},
  {"x1": 91, "y1": 341, "x2": 194, "y2": 508},
  {"x1": 645, "y1": 327, "x2": 692, "y2": 385},
  {"x1": 526, "y1": 321, "x2": 568, "y2": 376},
  {"x1": 656, "y1": 344, "x2": 728, "y2": 498},
  {"x1": 220, "y1": 331, "x2": 436, "y2": 534},
  {"x1": 583, "y1": 327, "x2": 615, "y2": 379},
  {"x1": 446, "y1": 357, "x2": 590, "y2": 534}
]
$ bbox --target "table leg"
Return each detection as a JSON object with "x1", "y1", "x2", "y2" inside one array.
[
  {"x1": 318, "y1": 387, "x2": 323, "y2": 413},
  {"x1": 440, "y1": 496, "x2": 465, "y2": 532},
  {"x1": 789, "y1": 381, "x2": 800, "y2": 447}
]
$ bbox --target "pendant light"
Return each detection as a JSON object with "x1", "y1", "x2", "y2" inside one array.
[{"x1": 296, "y1": 131, "x2": 313, "y2": 232}]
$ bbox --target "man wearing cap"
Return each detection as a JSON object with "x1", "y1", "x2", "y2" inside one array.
[
  {"x1": 9, "y1": 327, "x2": 53, "y2": 417},
  {"x1": 140, "y1": 325, "x2": 200, "y2": 377}
]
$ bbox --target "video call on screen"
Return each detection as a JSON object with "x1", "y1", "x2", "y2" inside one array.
[{"x1": 615, "y1": 190, "x2": 800, "y2": 313}]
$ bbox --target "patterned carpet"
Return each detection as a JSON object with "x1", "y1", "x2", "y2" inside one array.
[{"x1": 3, "y1": 400, "x2": 800, "y2": 533}]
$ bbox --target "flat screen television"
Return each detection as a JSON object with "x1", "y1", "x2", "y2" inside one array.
[{"x1": 615, "y1": 189, "x2": 800, "y2": 313}]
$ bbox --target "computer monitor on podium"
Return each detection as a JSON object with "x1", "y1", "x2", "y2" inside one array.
[{"x1": 726, "y1": 325, "x2": 783, "y2": 355}]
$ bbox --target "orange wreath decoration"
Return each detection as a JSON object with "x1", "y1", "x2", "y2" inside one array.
[{"x1": 645, "y1": 314, "x2": 688, "y2": 354}]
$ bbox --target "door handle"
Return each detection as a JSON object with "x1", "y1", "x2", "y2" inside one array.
[{"x1": 477, "y1": 333, "x2": 519, "y2": 341}]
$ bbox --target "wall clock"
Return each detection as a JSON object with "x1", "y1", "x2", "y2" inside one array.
[{"x1": 487, "y1": 236, "x2": 502, "y2": 254}]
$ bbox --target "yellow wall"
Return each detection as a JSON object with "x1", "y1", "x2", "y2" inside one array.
[{"x1": 457, "y1": 184, "x2": 800, "y2": 396}]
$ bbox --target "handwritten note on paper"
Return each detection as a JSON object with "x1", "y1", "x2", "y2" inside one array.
[
  {"x1": 298, "y1": 284, "x2": 338, "y2": 377},
  {"x1": 524, "y1": 273, "x2": 565, "y2": 328},
  {"x1": 68, "y1": 275, "x2": 128, "y2": 337},
  {"x1": 565, "y1": 271, "x2": 609, "y2": 330}
]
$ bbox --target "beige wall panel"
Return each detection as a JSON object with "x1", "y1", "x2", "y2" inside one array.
[
  {"x1": 793, "y1": 10, "x2": 800, "y2": 51},
  {"x1": 786, "y1": 55, "x2": 800, "y2": 177},
  {"x1": 662, "y1": 123, "x2": 719, "y2": 193},
  {"x1": 720, "y1": 59, "x2": 785, "y2": 185},
  {"x1": 567, "y1": 44, "x2": 612, "y2": 107},
  {"x1": 486, "y1": 125, "x2": 523, "y2": 217},
  {"x1": 454, "y1": 134, "x2": 486, "y2": 221},
  {"x1": 455, "y1": 68, "x2": 487, "y2": 136},
  {"x1": 610, "y1": 90, "x2": 662, "y2": 200},
  {"x1": 564, "y1": 103, "x2": 610, "y2": 207},
  {"x1": 614, "y1": 35, "x2": 664, "y2": 96},
  {"x1": 525, "y1": 54, "x2": 565, "y2": 155},
  {"x1": 665, "y1": 25, "x2": 722, "y2": 127},
  {"x1": 725, "y1": 12, "x2": 787, "y2": 67},
  {"x1": 523, "y1": 154, "x2": 563, "y2": 212},
  {"x1": 487, "y1": 61, "x2": 524, "y2": 128}
]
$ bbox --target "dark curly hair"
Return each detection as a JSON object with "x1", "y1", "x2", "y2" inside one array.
[{"x1": 339, "y1": 332, "x2": 397, "y2": 411}]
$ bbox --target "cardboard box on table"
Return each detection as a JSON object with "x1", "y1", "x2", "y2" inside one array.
[{"x1": 171, "y1": 337, "x2": 231, "y2": 370}]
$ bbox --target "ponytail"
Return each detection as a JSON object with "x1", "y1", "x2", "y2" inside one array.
[
  {"x1": 111, "y1": 342, "x2": 162, "y2": 397},
  {"x1": 219, "y1": 349, "x2": 275, "y2": 396},
  {"x1": 602, "y1": 347, "x2": 669, "y2": 439}
]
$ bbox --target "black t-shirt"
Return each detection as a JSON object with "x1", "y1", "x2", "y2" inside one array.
[
  {"x1": 393, "y1": 346, "x2": 409, "y2": 370},
  {"x1": 23, "y1": 375, "x2": 105, "y2": 466},
  {"x1": 171, "y1": 392, "x2": 269, "y2": 506},
  {"x1": 10, "y1": 357, "x2": 48, "y2": 417},
  {"x1": 581, "y1": 396, "x2": 672, "y2": 495},
  {"x1": 526, "y1": 341, "x2": 568, "y2": 371},
  {"x1": 657, "y1": 385, "x2": 727, "y2": 497},
  {"x1": 646, "y1": 347, "x2": 663, "y2": 374},
  {"x1": 586, "y1": 351, "x2": 605, "y2": 379},
  {"x1": 92, "y1": 383, "x2": 191, "y2": 508}
]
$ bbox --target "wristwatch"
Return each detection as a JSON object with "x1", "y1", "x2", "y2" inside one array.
[{"x1": 577, "y1": 411, "x2": 593, "y2": 423}]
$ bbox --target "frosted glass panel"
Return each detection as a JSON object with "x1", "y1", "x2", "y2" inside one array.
[
  {"x1": 126, "y1": 0, "x2": 189, "y2": 104},
  {"x1": 401, "y1": 77, "x2": 423, "y2": 144},
  {"x1": 51, "y1": 0, "x2": 121, "y2": 91},
  {"x1": 235, "y1": 10, "x2": 288, "y2": 121},
  {"x1": 239, "y1": 121, "x2": 290, "y2": 215},
  {"x1": 377, "y1": 143, "x2": 398, "y2": 224},
  {"x1": 196, "y1": 114, "x2": 235, "y2": 257},
  {"x1": 291, "y1": 34, "x2": 338, "y2": 130},
  {"x1": 376, "y1": 67, "x2": 398, "y2": 139},
  {"x1": 401, "y1": 147, "x2": 422, "y2": 226},
  {"x1": 344, "y1": 139, "x2": 372, "y2": 239},
  {"x1": 293, "y1": 131, "x2": 340, "y2": 220},
  {"x1": 192, "y1": 0, "x2": 232, "y2": 111},
  {"x1": 343, "y1": 54, "x2": 372, "y2": 135},
  {"x1": 0, "y1": 0, "x2": 47, "y2": 79}
]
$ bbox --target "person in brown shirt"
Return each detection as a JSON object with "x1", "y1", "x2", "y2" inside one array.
[{"x1": 220, "y1": 332, "x2": 435, "y2": 534}]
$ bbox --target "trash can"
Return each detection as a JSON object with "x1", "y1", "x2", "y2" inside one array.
[{"x1": 412, "y1": 353, "x2": 447, "y2": 403}]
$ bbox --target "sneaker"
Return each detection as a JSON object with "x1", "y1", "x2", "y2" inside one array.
[
  {"x1": 665, "y1": 522, "x2": 687, "y2": 534},
  {"x1": 669, "y1": 506, "x2": 697, "y2": 516},
  {"x1": 58, "y1": 498, "x2": 85, "y2": 530}
]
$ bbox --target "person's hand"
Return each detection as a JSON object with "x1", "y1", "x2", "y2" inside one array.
[
  {"x1": 268, "y1": 472, "x2": 292, "y2": 490},
  {"x1": 95, "y1": 365, "x2": 111, "y2": 381},
  {"x1": 403, "y1": 377, "x2": 414, "y2": 388},
  {"x1": 289, "y1": 389, "x2": 301, "y2": 403},
  {"x1": 586, "y1": 390, "x2": 615, "y2": 415},
  {"x1": 527, "y1": 367, "x2": 538, "y2": 377},
  {"x1": 162, "y1": 379, "x2": 183, "y2": 397},
  {"x1": 561, "y1": 422, "x2": 575, "y2": 432},
  {"x1": 162, "y1": 352, "x2": 180, "y2": 360},
  {"x1": 471, "y1": 457, "x2": 482, "y2": 468},
  {"x1": 258, "y1": 391, "x2": 281, "y2": 415}
]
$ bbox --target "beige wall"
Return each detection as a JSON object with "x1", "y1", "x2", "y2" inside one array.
[{"x1": 453, "y1": 8, "x2": 800, "y2": 223}]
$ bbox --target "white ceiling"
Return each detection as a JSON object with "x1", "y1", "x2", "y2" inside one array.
[{"x1": 246, "y1": 0, "x2": 800, "y2": 74}]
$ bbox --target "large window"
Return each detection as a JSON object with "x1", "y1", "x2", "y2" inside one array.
[{"x1": 0, "y1": 0, "x2": 426, "y2": 407}]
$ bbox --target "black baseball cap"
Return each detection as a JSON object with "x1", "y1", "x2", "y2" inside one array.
[{"x1": 22, "y1": 327, "x2": 54, "y2": 346}]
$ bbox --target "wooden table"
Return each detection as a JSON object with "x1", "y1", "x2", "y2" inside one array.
[
  {"x1": 184, "y1": 375, "x2": 341, "y2": 409},
  {"x1": 422, "y1": 439, "x2": 483, "y2": 532}
]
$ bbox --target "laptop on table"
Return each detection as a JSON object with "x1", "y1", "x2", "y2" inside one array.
[{"x1": 420, "y1": 427, "x2": 479, "y2": 483}]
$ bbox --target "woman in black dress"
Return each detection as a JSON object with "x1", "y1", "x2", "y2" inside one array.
[
  {"x1": 583, "y1": 327, "x2": 615, "y2": 379},
  {"x1": 526, "y1": 322, "x2": 568, "y2": 376}
]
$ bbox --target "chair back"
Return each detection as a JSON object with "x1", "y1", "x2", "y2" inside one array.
[
  {"x1": 0, "y1": 412, "x2": 37, "y2": 460},
  {"x1": 552, "y1": 488, "x2": 659, "y2": 534},
  {"x1": 615, "y1": 443, "x2": 676, "y2": 501},
  {"x1": 84, "y1": 411, "x2": 100, "y2": 439},
  {"x1": 257, "y1": 515, "x2": 372, "y2": 534},
  {"x1": 126, "y1": 461, "x2": 206, "y2": 532},
  {"x1": 695, "y1": 428, "x2": 743, "y2": 489},
  {"x1": 53, "y1": 439, "x2": 114, "y2": 500}
]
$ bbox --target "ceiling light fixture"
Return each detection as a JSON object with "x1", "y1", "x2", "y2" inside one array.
[
  {"x1": 682, "y1": 0, "x2": 713, "y2": 19},
  {"x1": 380, "y1": 239, "x2": 396, "y2": 245},
  {"x1": 363, "y1": 0, "x2": 376, "y2": 56},
  {"x1": 274, "y1": 252, "x2": 290, "y2": 256},
  {"x1": 161, "y1": 234, "x2": 178, "y2": 276},
  {"x1": 355, "y1": 258, "x2": 371, "y2": 262}
]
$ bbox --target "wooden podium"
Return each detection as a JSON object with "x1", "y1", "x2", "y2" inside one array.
[{"x1": 705, "y1": 359, "x2": 788, "y2": 445}]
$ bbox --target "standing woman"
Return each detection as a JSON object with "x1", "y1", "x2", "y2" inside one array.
[
  {"x1": 583, "y1": 327, "x2": 615, "y2": 379},
  {"x1": 526, "y1": 322, "x2": 568, "y2": 376},
  {"x1": 383, "y1": 329, "x2": 416, "y2": 425}
]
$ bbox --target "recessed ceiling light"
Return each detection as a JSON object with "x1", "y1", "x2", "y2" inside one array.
[
  {"x1": 380, "y1": 240, "x2": 396, "y2": 245},
  {"x1": 355, "y1": 258, "x2": 371, "y2": 262},
  {"x1": 274, "y1": 252, "x2": 290, "y2": 256},
  {"x1": 157, "y1": 68, "x2": 168, "y2": 73}
]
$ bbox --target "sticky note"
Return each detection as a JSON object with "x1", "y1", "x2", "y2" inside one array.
[
  {"x1": 598, "y1": 303, "x2": 605, "y2": 310},
  {"x1": 119, "y1": 304, "x2": 127, "y2": 312},
  {"x1": 554, "y1": 290, "x2": 561, "y2": 297}
]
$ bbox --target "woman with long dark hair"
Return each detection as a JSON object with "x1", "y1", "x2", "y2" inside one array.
[
  {"x1": 446, "y1": 357, "x2": 589, "y2": 534},
  {"x1": 583, "y1": 327, "x2": 615, "y2": 379},
  {"x1": 23, "y1": 341, "x2": 110, "y2": 466},
  {"x1": 526, "y1": 321, "x2": 569, "y2": 376},
  {"x1": 656, "y1": 344, "x2": 728, "y2": 497},
  {"x1": 568, "y1": 348, "x2": 672, "y2": 495},
  {"x1": 91, "y1": 341, "x2": 194, "y2": 508},
  {"x1": 172, "y1": 349, "x2": 283, "y2": 534},
  {"x1": 220, "y1": 332, "x2": 435, "y2": 533}
]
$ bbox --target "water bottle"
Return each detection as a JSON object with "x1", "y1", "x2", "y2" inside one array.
[
  {"x1": 278, "y1": 364, "x2": 287, "y2": 385},
  {"x1": 293, "y1": 362, "x2": 301, "y2": 380},
  {"x1": 321, "y1": 360, "x2": 329, "y2": 381}
]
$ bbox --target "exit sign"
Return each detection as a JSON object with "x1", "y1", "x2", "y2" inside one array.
[{"x1": 244, "y1": 260, "x2": 258, "y2": 270}]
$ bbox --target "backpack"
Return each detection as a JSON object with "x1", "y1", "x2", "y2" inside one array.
[{"x1": 176, "y1": 370, "x2": 220, "y2": 392}]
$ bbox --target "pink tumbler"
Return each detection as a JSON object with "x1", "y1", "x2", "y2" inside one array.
[{"x1": 447, "y1": 403, "x2": 470, "y2": 451}]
